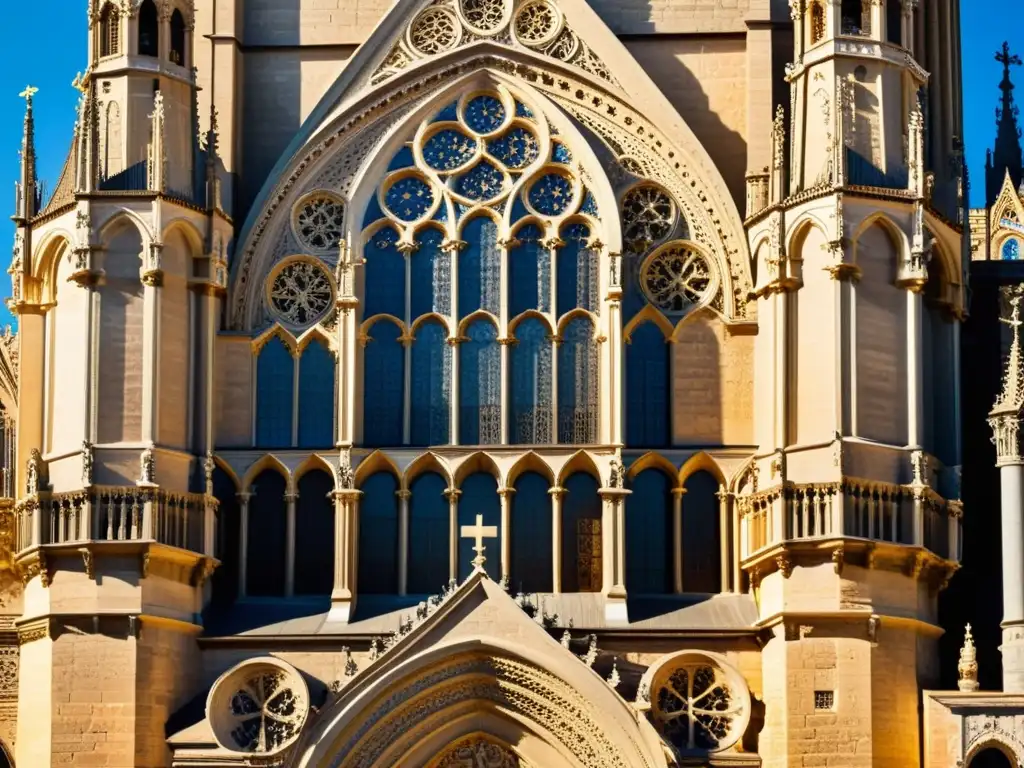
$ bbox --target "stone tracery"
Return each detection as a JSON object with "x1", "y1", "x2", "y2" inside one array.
[
  {"x1": 267, "y1": 258, "x2": 334, "y2": 327},
  {"x1": 294, "y1": 193, "x2": 346, "y2": 252}
]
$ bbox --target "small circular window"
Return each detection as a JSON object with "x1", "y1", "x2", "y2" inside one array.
[
  {"x1": 640, "y1": 241, "x2": 717, "y2": 315},
  {"x1": 207, "y1": 658, "x2": 310, "y2": 755},
  {"x1": 267, "y1": 257, "x2": 335, "y2": 328},
  {"x1": 621, "y1": 184, "x2": 676, "y2": 253},
  {"x1": 293, "y1": 193, "x2": 346, "y2": 252},
  {"x1": 1003, "y1": 237, "x2": 1021, "y2": 261}
]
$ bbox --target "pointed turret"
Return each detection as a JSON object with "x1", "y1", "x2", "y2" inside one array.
[
  {"x1": 13, "y1": 85, "x2": 39, "y2": 224},
  {"x1": 986, "y1": 42, "x2": 1023, "y2": 207}
]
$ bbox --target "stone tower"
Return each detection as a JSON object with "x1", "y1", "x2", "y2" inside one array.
[
  {"x1": 9, "y1": 1, "x2": 231, "y2": 765},
  {"x1": 742, "y1": 1, "x2": 965, "y2": 765}
]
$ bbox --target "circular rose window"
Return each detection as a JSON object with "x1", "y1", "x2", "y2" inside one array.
[
  {"x1": 267, "y1": 258, "x2": 334, "y2": 327},
  {"x1": 207, "y1": 658, "x2": 310, "y2": 755},
  {"x1": 294, "y1": 193, "x2": 346, "y2": 252},
  {"x1": 647, "y1": 652, "x2": 750, "y2": 754},
  {"x1": 621, "y1": 184, "x2": 675, "y2": 253},
  {"x1": 640, "y1": 241, "x2": 716, "y2": 315}
]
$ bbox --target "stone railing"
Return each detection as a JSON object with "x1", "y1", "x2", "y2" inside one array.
[
  {"x1": 14, "y1": 487, "x2": 211, "y2": 554},
  {"x1": 738, "y1": 479, "x2": 961, "y2": 563}
]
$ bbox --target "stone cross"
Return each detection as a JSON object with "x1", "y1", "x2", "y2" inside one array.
[
  {"x1": 460, "y1": 514, "x2": 497, "y2": 571},
  {"x1": 997, "y1": 41, "x2": 1022, "y2": 72},
  {"x1": 18, "y1": 85, "x2": 38, "y2": 103}
]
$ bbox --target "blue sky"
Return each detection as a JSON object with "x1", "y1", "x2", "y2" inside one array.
[{"x1": 0, "y1": 2, "x2": 1018, "y2": 330}]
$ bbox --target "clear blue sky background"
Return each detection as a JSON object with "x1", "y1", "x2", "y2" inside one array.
[{"x1": 0, "y1": 1, "x2": 1018, "y2": 330}]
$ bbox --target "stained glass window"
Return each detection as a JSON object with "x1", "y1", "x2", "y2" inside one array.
[
  {"x1": 561, "y1": 472, "x2": 601, "y2": 592},
  {"x1": 455, "y1": 160, "x2": 506, "y2": 202},
  {"x1": 458, "y1": 217, "x2": 500, "y2": 317},
  {"x1": 626, "y1": 469, "x2": 674, "y2": 594},
  {"x1": 557, "y1": 223, "x2": 598, "y2": 316},
  {"x1": 423, "y1": 129, "x2": 477, "y2": 172},
  {"x1": 294, "y1": 470, "x2": 334, "y2": 595},
  {"x1": 682, "y1": 470, "x2": 722, "y2": 593},
  {"x1": 297, "y1": 339, "x2": 336, "y2": 448},
  {"x1": 509, "y1": 224, "x2": 550, "y2": 316},
  {"x1": 529, "y1": 171, "x2": 574, "y2": 216},
  {"x1": 460, "y1": 319, "x2": 501, "y2": 445},
  {"x1": 363, "y1": 320, "x2": 405, "y2": 447},
  {"x1": 410, "y1": 227, "x2": 451, "y2": 318},
  {"x1": 558, "y1": 316, "x2": 598, "y2": 444},
  {"x1": 410, "y1": 320, "x2": 451, "y2": 446},
  {"x1": 510, "y1": 471, "x2": 553, "y2": 592},
  {"x1": 458, "y1": 472, "x2": 502, "y2": 581},
  {"x1": 510, "y1": 318, "x2": 553, "y2": 444},
  {"x1": 363, "y1": 226, "x2": 405, "y2": 319},
  {"x1": 463, "y1": 94, "x2": 506, "y2": 133},
  {"x1": 1003, "y1": 238, "x2": 1021, "y2": 261},
  {"x1": 408, "y1": 472, "x2": 450, "y2": 593},
  {"x1": 552, "y1": 141, "x2": 573, "y2": 164},
  {"x1": 385, "y1": 176, "x2": 434, "y2": 221},
  {"x1": 626, "y1": 323, "x2": 670, "y2": 448},
  {"x1": 256, "y1": 337, "x2": 295, "y2": 448},
  {"x1": 247, "y1": 470, "x2": 287, "y2": 597},
  {"x1": 487, "y1": 126, "x2": 540, "y2": 170},
  {"x1": 358, "y1": 472, "x2": 400, "y2": 594}
]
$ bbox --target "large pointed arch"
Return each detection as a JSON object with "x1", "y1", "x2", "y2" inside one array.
[{"x1": 230, "y1": 8, "x2": 750, "y2": 329}]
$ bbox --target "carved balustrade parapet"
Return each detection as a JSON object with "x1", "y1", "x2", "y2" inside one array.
[
  {"x1": 13, "y1": 486, "x2": 214, "y2": 555},
  {"x1": 737, "y1": 476, "x2": 962, "y2": 565}
]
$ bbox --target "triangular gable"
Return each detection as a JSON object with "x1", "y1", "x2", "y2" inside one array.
[
  {"x1": 993, "y1": 169, "x2": 1024, "y2": 231},
  {"x1": 231, "y1": 0, "x2": 751, "y2": 329}
]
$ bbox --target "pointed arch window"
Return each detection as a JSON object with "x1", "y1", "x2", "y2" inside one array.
[
  {"x1": 247, "y1": 470, "x2": 287, "y2": 597},
  {"x1": 410, "y1": 227, "x2": 450, "y2": 318},
  {"x1": 626, "y1": 469, "x2": 674, "y2": 594},
  {"x1": 626, "y1": 322, "x2": 670, "y2": 448},
  {"x1": 408, "y1": 472, "x2": 450, "y2": 593},
  {"x1": 99, "y1": 3, "x2": 120, "y2": 57},
  {"x1": 410, "y1": 320, "x2": 451, "y2": 446},
  {"x1": 294, "y1": 470, "x2": 334, "y2": 595},
  {"x1": 460, "y1": 319, "x2": 501, "y2": 445},
  {"x1": 297, "y1": 340, "x2": 335, "y2": 448},
  {"x1": 509, "y1": 317, "x2": 553, "y2": 444},
  {"x1": 170, "y1": 9, "x2": 187, "y2": 65},
  {"x1": 256, "y1": 337, "x2": 295, "y2": 449},
  {"x1": 138, "y1": 0, "x2": 159, "y2": 57},
  {"x1": 510, "y1": 471, "x2": 553, "y2": 593},
  {"x1": 210, "y1": 467, "x2": 240, "y2": 606},
  {"x1": 357, "y1": 471, "x2": 400, "y2": 594},
  {"x1": 364, "y1": 226, "x2": 405, "y2": 319},
  {"x1": 558, "y1": 316, "x2": 598, "y2": 444},
  {"x1": 363, "y1": 320, "x2": 405, "y2": 447},
  {"x1": 682, "y1": 470, "x2": 722, "y2": 593},
  {"x1": 561, "y1": 472, "x2": 602, "y2": 592},
  {"x1": 458, "y1": 217, "x2": 500, "y2": 317},
  {"x1": 809, "y1": 2, "x2": 826, "y2": 45},
  {"x1": 458, "y1": 472, "x2": 501, "y2": 581},
  {"x1": 509, "y1": 224, "x2": 549, "y2": 316},
  {"x1": 557, "y1": 223, "x2": 599, "y2": 316},
  {"x1": 885, "y1": 0, "x2": 902, "y2": 45}
]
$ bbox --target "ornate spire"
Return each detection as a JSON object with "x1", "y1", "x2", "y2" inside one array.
[
  {"x1": 15, "y1": 85, "x2": 39, "y2": 222},
  {"x1": 989, "y1": 284, "x2": 1024, "y2": 464},
  {"x1": 987, "y1": 42, "x2": 1023, "y2": 207},
  {"x1": 958, "y1": 623, "x2": 979, "y2": 692}
]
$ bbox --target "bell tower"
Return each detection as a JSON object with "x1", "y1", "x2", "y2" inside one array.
[{"x1": 742, "y1": 1, "x2": 965, "y2": 765}]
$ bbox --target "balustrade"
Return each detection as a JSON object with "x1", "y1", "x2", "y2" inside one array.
[
  {"x1": 738, "y1": 479, "x2": 962, "y2": 563},
  {"x1": 14, "y1": 487, "x2": 209, "y2": 553}
]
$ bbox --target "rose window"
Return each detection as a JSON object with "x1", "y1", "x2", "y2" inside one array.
[
  {"x1": 454, "y1": 160, "x2": 506, "y2": 202},
  {"x1": 650, "y1": 657, "x2": 749, "y2": 754},
  {"x1": 409, "y1": 7, "x2": 461, "y2": 56},
  {"x1": 487, "y1": 126, "x2": 540, "y2": 169},
  {"x1": 463, "y1": 94, "x2": 507, "y2": 134},
  {"x1": 384, "y1": 176, "x2": 435, "y2": 221},
  {"x1": 268, "y1": 259, "x2": 334, "y2": 326},
  {"x1": 459, "y1": 0, "x2": 507, "y2": 34},
  {"x1": 423, "y1": 129, "x2": 478, "y2": 172},
  {"x1": 513, "y1": 0, "x2": 561, "y2": 48},
  {"x1": 640, "y1": 242, "x2": 715, "y2": 315},
  {"x1": 528, "y1": 171, "x2": 574, "y2": 216},
  {"x1": 208, "y1": 659, "x2": 310, "y2": 756},
  {"x1": 295, "y1": 194, "x2": 345, "y2": 252},
  {"x1": 622, "y1": 184, "x2": 675, "y2": 252}
]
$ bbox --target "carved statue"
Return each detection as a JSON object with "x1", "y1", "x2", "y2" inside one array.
[
  {"x1": 336, "y1": 451, "x2": 354, "y2": 490},
  {"x1": 203, "y1": 451, "x2": 215, "y2": 491},
  {"x1": 81, "y1": 440, "x2": 93, "y2": 486},
  {"x1": 138, "y1": 446, "x2": 155, "y2": 485},
  {"x1": 608, "y1": 457, "x2": 624, "y2": 489},
  {"x1": 958, "y1": 623, "x2": 979, "y2": 692},
  {"x1": 25, "y1": 448, "x2": 42, "y2": 496}
]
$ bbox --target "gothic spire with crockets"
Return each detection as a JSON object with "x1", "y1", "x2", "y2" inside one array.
[{"x1": 987, "y1": 42, "x2": 1024, "y2": 207}]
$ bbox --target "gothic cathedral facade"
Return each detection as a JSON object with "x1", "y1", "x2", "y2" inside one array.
[{"x1": 0, "y1": 0, "x2": 972, "y2": 766}]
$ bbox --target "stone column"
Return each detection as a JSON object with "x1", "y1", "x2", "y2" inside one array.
[
  {"x1": 284, "y1": 492, "x2": 297, "y2": 597},
  {"x1": 237, "y1": 492, "x2": 251, "y2": 598},
  {"x1": 906, "y1": 287, "x2": 925, "y2": 448},
  {"x1": 716, "y1": 485, "x2": 732, "y2": 593},
  {"x1": 600, "y1": 487, "x2": 630, "y2": 626},
  {"x1": 549, "y1": 486, "x2": 565, "y2": 593},
  {"x1": 329, "y1": 488, "x2": 361, "y2": 624},
  {"x1": 140, "y1": 248, "x2": 163, "y2": 446},
  {"x1": 397, "y1": 489, "x2": 411, "y2": 596},
  {"x1": 498, "y1": 486, "x2": 514, "y2": 584},
  {"x1": 672, "y1": 487, "x2": 686, "y2": 594},
  {"x1": 444, "y1": 488, "x2": 461, "y2": 582}
]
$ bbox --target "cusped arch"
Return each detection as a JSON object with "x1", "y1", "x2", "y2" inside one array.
[
  {"x1": 556, "y1": 449, "x2": 601, "y2": 486},
  {"x1": 453, "y1": 450, "x2": 503, "y2": 486},
  {"x1": 456, "y1": 310, "x2": 501, "y2": 338},
  {"x1": 240, "y1": 453, "x2": 291, "y2": 494},
  {"x1": 403, "y1": 451, "x2": 454, "y2": 491},
  {"x1": 555, "y1": 308, "x2": 599, "y2": 338},
  {"x1": 506, "y1": 450, "x2": 556, "y2": 487},
  {"x1": 965, "y1": 737, "x2": 1022, "y2": 767},
  {"x1": 678, "y1": 450, "x2": 725, "y2": 486},
  {"x1": 210, "y1": 454, "x2": 242, "y2": 492},
  {"x1": 293, "y1": 453, "x2": 335, "y2": 489},
  {"x1": 252, "y1": 323, "x2": 298, "y2": 355},
  {"x1": 623, "y1": 304, "x2": 673, "y2": 344},
  {"x1": 296, "y1": 323, "x2": 337, "y2": 353},
  {"x1": 627, "y1": 451, "x2": 679, "y2": 485},
  {"x1": 355, "y1": 449, "x2": 402, "y2": 487},
  {"x1": 508, "y1": 309, "x2": 555, "y2": 337}
]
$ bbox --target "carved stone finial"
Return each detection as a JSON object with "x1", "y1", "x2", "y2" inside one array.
[
  {"x1": 560, "y1": 630, "x2": 571, "y2": 649},
  {"x1": 581, "y1": 634, "x2": 598, "y2": 668},
  {"x1": 958, "y1": 623, "x2": 980, "y2": 692},
  {"x1": 137, "y1": 446, "x2": 155, "y2": 486},
  {"x1": 25, "y1": 448, "x2": 42, "y2": 496},
  {"x1": 607, "y1": 660, "x2": 621, "y2": 690}
]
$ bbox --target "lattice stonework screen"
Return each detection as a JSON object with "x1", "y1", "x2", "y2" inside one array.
[
  {"x1": 577, "y1": 518, "x2": 602, "y2": 591},
  {"x1": 360, "y1": 85, "x2": 604, "y2": 447}
]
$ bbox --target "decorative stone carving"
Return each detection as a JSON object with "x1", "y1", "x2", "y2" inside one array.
[
  {"x1": 409, "y1": 6, "x2": 462, "y2": 56},
  {"x1": 640, "y1": 241, "x2": 717, "y2": 316},
  {"x1": 621, "y1": 183, "x2": 676, "y2": 253},
  {"x1": 958, "y1": 623, "x2": 979, "y2": 692},
  {"x1": 0, "y1": 646, "x2": 17, "y2": 701},
  {"x1": 81, "y1": 440, "x2": 93, "y2": 486},
  {"x1": 434, "y1": 736, "x2": 521, "y2": 767},
  {"x1": 336, "y1": 450, "x2": 354, "y2": 491},
  {"x1": 293, "y1": 193, "x2": 346, "y2": 252},
  {"x1": 137, "y1": 446, "x2": 155, "y2": 486},
  {"x1": 267, "y1": 258, "x2": 334, "y2": 328},
  {"x1": 25, "y1": 449, "x2": 42, "y2": 496}
]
